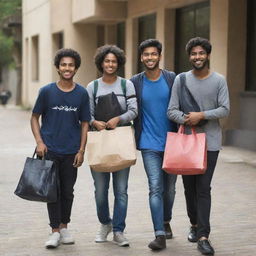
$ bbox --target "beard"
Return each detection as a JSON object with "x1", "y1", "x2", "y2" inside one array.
[{"x1": 191, "y1": 59, "x2": 209, "y2": 70}]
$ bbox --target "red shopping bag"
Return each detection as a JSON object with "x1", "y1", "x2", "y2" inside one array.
[{"x1": 162, "y1": 125, "x2": 207, "y2": 175}]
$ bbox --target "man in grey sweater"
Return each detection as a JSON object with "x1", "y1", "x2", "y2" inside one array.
[{"x1": 167, "y1": 37, "x2": 230, "y2": 256}]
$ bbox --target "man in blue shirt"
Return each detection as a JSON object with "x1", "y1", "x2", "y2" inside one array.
[
  {"x1": 130, "y1": 39, "x2": 177, "y2": 250},
  {"x1": 31, "y1": 48, "x2": 90, "y2": 249}
]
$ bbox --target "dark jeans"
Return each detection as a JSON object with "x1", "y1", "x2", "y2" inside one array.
[
  {"x1": 182, "y1": 151, "x2": 219, "y2": 239},
  {"x1": 45, "y1": 151, "x2": 77, "y2": 229}
]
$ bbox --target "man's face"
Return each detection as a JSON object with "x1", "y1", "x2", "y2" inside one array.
[
  {"x1": 141, "y1": 46, "x2": 161, "y2": 71},
  {"x1": 57, "y1": 57, "x2": 77, "y2": 80},
  {"x1": 189, "y1": 46, "x2": 210, "y2": 70},
  {"x1": 101, "y1": 53, "x2": 118, "y2": 75}
]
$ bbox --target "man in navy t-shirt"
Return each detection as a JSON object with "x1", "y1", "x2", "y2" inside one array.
[{"x1": 31, "y1": 48, "x2": 90, "y2": 249}]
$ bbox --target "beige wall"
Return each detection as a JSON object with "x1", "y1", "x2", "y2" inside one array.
[
  {"x1": 127, "y1": 0, "x2": 206, "y2": 17},
  {"x1": 22, "y1": 0, "x2": 52, "y2": 106},
  {"x1": 210, "y1": 0, "x2": 247, "y2": 130}
]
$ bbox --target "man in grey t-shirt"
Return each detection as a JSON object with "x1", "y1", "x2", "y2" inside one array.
[{"x1": 167, "y1": 37, "x2": 230, "y2": 256}]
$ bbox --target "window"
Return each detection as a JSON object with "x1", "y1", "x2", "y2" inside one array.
[
  {"x1": 175, "y1": 2, "x2": 210, "y2": 74},
  {"x1": 117, "y1": 22, "x2": 125, "y2": 77},
  {"x1": 137, "y1": 13, "x2": 156, "y2": 72},
  {"x1": 246, "y1": 0, "x2": 256, "y2": 91},
  {"x1": 53, "y1": 32, "x2": 64, "y2": 51},
  {"x1": 31, "y1": 35, "x2": 39, "y2": 81}
]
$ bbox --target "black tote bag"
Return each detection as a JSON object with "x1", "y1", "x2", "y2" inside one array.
[
  {"x1": 95, "y1": 92, "x2": 123, "y2": 122},
  {"x1": 14, "y1": 152, "x2": 57, "y2": 203}
]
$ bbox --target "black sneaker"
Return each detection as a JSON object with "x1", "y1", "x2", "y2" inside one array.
[
  {"x1": 164, "y1": 223, "x2": 173, "y2": 239},
  {"x1": 188, "y1": 226, "x2": 197, "y2": 242},
  {"x1": 148, "y1": 235, "x2": 166, "y2": 250},
  {"x1": 197, "y1": 239, "x2": 215, "y2": 255}
]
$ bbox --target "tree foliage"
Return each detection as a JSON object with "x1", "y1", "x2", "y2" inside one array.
[{"x1": 0, "y1": 0, "x2": 21, "y2": 67}]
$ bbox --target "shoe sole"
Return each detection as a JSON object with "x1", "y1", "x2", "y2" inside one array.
[
  {"x1": 188, "y1": 237, "x2": 198, "y2": 243},
  {"x1": 95, "y1": 240, "x2": 108, "y2": 243},
  {"x1": 148, "y1": 245, "x2": 166, "y2": 251},
  {"x1": 45, "y1": 243, "x2": 60, "y2": 249},
  {"x1": 113, "y1": 241, "x2": 129, "y2": 247}
]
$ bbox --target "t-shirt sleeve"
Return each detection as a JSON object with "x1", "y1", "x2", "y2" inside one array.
[
  {"x1": 79, "y1": 89, "x2": 91, "y2": 122},
  {"x1": 32, "y1": 88, "x2": 46, "y2": 114}
]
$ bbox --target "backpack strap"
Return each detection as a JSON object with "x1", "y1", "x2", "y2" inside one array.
[
  {"x1": 93, "y1": 79, "x2": 99, "y2": 99},
  {"x1": 121, "y1": 78, "x2": 126, "y2": 96}
]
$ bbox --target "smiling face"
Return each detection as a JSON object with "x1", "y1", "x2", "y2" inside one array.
[
  {"x1": 101, "y1": 53, "x2": 118, "y2": 75},
  {"x1": 189, "y1": 45, "x2": 210, "y2": 70},
  {"x1": 140, "y1": 46, "x2": 161, "y2": 71},
  {"x1": 57, "y1": 57, "x2": 77, "y2": 81}
]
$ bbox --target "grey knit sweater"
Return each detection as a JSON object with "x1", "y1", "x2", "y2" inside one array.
[
  {"x1": 87, "y1": 76, "x2": 138, "y2": 125},
  {"x1": 167, "y1": 71, "x2": 230, "y2": 151}
]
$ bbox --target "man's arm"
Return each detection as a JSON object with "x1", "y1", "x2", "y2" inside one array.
[
  {"x1": 30, "y1": 113, "x2": 47, "y2": 157},
  {"x1": 167, "y1": 76, "x2": 186, "y2": 124},
  {"x1": 73, "y1": 121, "x2": 89, "y2": 168}
]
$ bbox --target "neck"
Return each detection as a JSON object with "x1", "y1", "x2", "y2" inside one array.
[
  {"x1": 192, "y1": 67, "x2": 210, "y2": 80},
  {"x1": 102, "y1": 73, "x2": 117, "y2": 84},
  {"x1": 145, "y1": 68, "x2": 161, "y2": 81},
  {"x1": 57, "y1": 79, "x2": 75, "y2": 92}
]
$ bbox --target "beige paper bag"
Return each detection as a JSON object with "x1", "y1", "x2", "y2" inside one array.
[{"x1": 86, "y1": 126, "x2": 137, "y2": 172}]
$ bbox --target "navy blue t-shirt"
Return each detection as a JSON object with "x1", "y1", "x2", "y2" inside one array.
[{"x1": 32, "y1": 83, "x2": 91, "y2": 154}]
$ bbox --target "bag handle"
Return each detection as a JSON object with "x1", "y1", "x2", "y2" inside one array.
[
  {"x1": 178, "y1": 125, "x2": 196, "y2": 134},
  {"x1": 32, "y1": 148, "x2": 47, "y2": 160}
]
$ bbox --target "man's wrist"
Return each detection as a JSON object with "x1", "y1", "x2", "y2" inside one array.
[{"x1": 78, "y1": 149, "x2": 85, "y2": 154}]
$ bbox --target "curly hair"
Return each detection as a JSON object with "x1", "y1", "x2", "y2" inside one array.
[
  {"x1": 138, "y1": 39, "x2": 162, "y2": 55},
  {"x1": 54, "y1": 48, "x2": 81, "y2": 69},
  {"x1": 94, "y1": 45, "x2": 126, "y2": 73},
  {"x1": 185, "y1": 37, "x2": 212, "y2": 55}
]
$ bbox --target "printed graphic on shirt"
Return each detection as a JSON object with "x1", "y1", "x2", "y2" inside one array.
[{"x1": 52, "y1": 105, "x2": 77, "y2": 112}]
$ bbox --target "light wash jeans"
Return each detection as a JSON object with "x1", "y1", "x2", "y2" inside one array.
[
  {"x1": 141, "y1": 149, "x2": 177, "y2": 236},
  {"x1": 91, "y1": 168, "x2": 130, "y2": 233}
]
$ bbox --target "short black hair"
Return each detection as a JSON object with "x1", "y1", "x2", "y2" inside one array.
[
  {"x1": 54, "y1": 48, "x2": 81, "y2": 69},
  {"x1": 185, "y1": 37, "x2": 212, "y2": 55},
  {"x1": 94, "y1": 45, "x2": 126, "y2": 73},
  {"x1": 139, "y1": 39, "x2": 162, "y2": 55}
]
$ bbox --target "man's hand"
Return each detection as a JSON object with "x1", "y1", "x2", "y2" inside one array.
[
  {"x1": 106, "y1": 116, "x2": 120, "y2": 129},
  {"x1": 93, "y1": 120, "x2": 107, "y2": 131},
  {"x1": 36, "y1": 141, "x2": 47, "y2": 157},
  {"x1": 73, "y1": 151, "x2": 84, "y2": 168},
  {"x1": 184, "y1": 112, "x2": 205, "y2": 126}
]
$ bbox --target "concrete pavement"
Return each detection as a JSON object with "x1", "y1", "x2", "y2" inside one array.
[{"x1": 0, "y1": 106, "x2": 255, "y2": 256}]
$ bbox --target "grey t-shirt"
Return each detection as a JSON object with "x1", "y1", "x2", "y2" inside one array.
[
  {"x1": 87, "y1": 76, "x2": 138, "y2": 125},
  {"x1": 167, "y1": 71, "x2": 230, "y2": 151}
]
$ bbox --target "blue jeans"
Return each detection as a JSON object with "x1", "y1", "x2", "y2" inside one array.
[
  {"x1": 91, "y1": 168, "x2": 130, "y2": 232},
  {"x1": 141, "y1": 149, "x2": 177, "y2": 236}
]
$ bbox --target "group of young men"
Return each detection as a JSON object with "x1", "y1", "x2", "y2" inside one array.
[{"x1": 31, "y1": 37, "x2": 230, "y2": 255}]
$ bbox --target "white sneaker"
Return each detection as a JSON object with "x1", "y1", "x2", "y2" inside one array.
[
  {"x1": 95, "y1": 223, "x2": 112, "y2": 243},
  {"x1": 45, "y1": 232, "x2": 60, "y2": 249},
  {"x1": 113, "y1": 232, "x2": 129, "y2": 247},
  {"x1": 60, "y1": 228, "x2": 75, "y2": 244}
]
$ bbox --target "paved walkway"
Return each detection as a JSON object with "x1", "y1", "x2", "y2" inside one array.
[{"x1": 0, "y1": 106, "x2": 255, "y2": 256}]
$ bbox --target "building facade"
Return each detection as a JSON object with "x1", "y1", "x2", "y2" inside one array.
[{"x1": 22, "y1": 0, "x2": 256, "y2": 150}]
